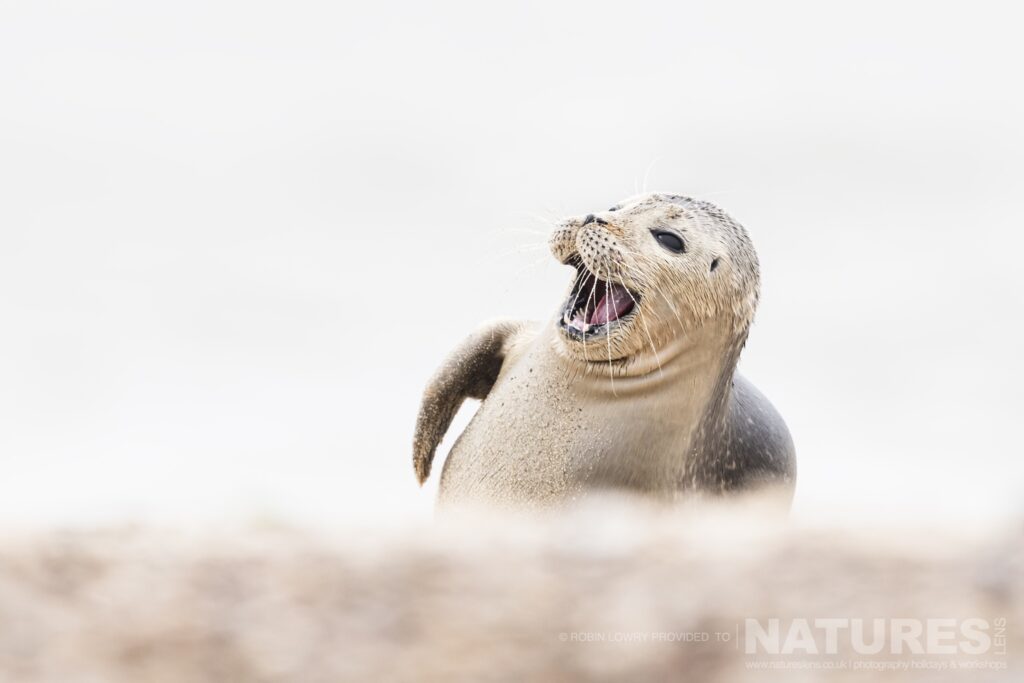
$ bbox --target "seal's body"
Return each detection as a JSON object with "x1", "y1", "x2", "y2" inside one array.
[{"x1": 413, "y1": 193, "x2": 795, "y2": 507}]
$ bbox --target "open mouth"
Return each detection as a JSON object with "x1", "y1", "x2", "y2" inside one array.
[{"x1": 559, "y1": 259, "x2": 639, "y2": 339}]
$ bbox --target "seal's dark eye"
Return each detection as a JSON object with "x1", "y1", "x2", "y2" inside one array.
[{"x1": 652, "y1": 230, "x2": 685, "y2": 254}]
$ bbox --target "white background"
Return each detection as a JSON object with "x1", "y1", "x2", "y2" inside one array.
[{"x1": 1, "y1": 1, "x2": 1021, "y2": 526}]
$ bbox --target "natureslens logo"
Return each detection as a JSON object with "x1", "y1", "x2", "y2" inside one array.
[
  {"x1": 557, "y1": 617, "x2": 1009, "y2": 671},
  {"x1": 744, "y1": 618, "x2": 1006, "y2": 656}
]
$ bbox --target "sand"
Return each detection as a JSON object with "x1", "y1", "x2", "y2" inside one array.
[{"x1": 0, "y1": 499, "x2": 1019, "y2": 682}]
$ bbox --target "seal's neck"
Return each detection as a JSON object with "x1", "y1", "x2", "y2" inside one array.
[
  {"x1": 549, "y1": 318, "x2": 747, "y2": 495},
  {"x1": 564, "y1": 319, "x2": 744, "y2": 395}
]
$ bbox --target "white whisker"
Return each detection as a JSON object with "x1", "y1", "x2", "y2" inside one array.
[
  {"x1": 641, "y1": 157, "x2": 661, "y2": 194},
  {"x1": 619, "y1": 270, "x2": 665, "y2": 378},
  {"x1": 604, "y1": 285, "x2": 617, "y2": 396}
]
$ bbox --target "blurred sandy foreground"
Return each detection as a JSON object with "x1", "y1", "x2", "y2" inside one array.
[{"x1": 0, "y1": 497, "x2": 1019, "y2": 683}]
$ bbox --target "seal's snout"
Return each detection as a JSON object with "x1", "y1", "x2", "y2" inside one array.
[
  {"x1": 576, "y1": 222, "x2": 628, "y2": 283},
  {"x1": 549, "y1": 213, "x2": 616, "y2": 266},
  {"x1": 549, "y1": 209, "x2": 644, "y2": 343},
  {"x1": 549, "y1": 222, "x2": 579, "y2": 265}
]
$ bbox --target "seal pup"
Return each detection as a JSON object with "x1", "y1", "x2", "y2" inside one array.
[{"x1": 413, "y1": 193, "x2": 795, "y2": 507}]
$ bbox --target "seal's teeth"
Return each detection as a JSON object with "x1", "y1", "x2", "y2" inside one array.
[{"x1": 564, "y1": 307, "x2": 589, "y2": 333}]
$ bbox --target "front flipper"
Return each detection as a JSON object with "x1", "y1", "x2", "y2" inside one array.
[{"x1": 413, "y1": 320, "x2": 527, "y2": 484}]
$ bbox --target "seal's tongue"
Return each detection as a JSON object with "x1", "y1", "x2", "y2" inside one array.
[{"x1": 588, "y1": 282, "x2": 634, "y2": 325}]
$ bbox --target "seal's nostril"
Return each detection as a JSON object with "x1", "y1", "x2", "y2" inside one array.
[
  {"x1": 594, "y1": 216, "x2": 608, "y2": 225},
  {"x1": 581, "y1": 214, "x2": 596, "y2": 226}
]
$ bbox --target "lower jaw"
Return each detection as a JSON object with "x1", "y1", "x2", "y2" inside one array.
[
  {"x1": 556, "y1": 315, "x2": 633, "y2": 343},
  {"x1": 555, "y1": 327, "x2": 633, "y2": 366}
]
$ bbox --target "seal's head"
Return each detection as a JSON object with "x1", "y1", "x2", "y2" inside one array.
[{"x1": 549, "y1": 193, "x2": 760, "y2": 365}]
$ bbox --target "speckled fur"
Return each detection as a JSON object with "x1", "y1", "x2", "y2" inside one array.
[{"x1": 413, "y1": 193, "x2": 795, "y2": 508}]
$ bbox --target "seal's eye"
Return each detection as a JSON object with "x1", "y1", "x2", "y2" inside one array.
[{"x1": 652, "y1": 230, "x2": 685, "y2": 254}]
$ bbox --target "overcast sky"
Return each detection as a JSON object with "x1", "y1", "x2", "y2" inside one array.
[{"x1": 1, "y1": 0, "x2": 1022, "y2": 526}]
